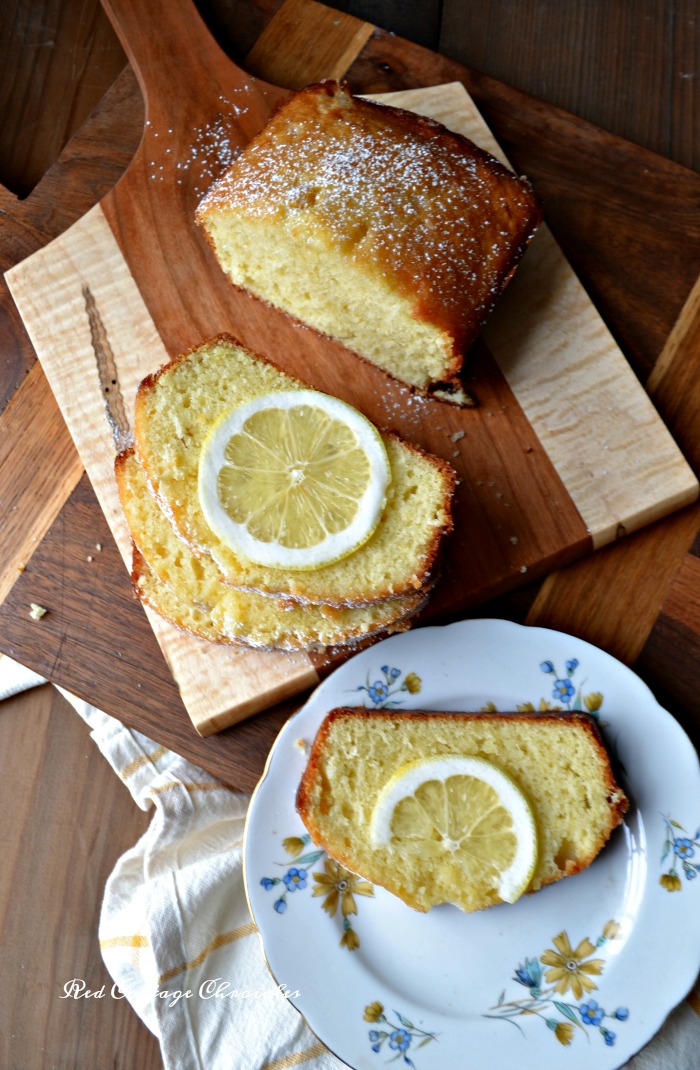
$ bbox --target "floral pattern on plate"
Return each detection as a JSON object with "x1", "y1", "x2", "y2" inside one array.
[
  {"x1": 486, "y1": 920, "x2": 629, "y2": 1049},
  {"x1": 260, "y1": 833, "x2": 374, "y2": 950},
  {"x1": 353, "y1": 664, "x2": 422, "y2": 708},
  {"x1": 660, "y1": 816, "x2": 700, "y2": 890},
  {"x1": 364, "y1": 1000, "x2": 437, "y2": 1067},
  {"x1": 483, "y1": 656, "x2": 604, "y2": 717},
  {"x1": 244, "y1": 619, "x2": 700, "y2": 1070}
]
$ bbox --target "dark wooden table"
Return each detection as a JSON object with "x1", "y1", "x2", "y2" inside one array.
[{"x1": 2, "y1": 2, "x2": 700, "y2": 1065}]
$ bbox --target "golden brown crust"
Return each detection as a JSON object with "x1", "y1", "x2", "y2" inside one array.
[
  {"x1": 298, "y1": 706, "x2": 629, "y2": 822},
  {"x1": 296, "y1": 707, "x2": 629, "y2": 909},
  {"x1": 133, "y1": 331, "x2": 307, "y2": 439},
  {"x1": 119, "y1": 448, "x2": 435, "y2": 651},
  {"x1": 197, "y1": 81, "x2": 543, "y2": 384},
  {"x1": 132, "y1": 334, "x2": 457, "y2": 607}
]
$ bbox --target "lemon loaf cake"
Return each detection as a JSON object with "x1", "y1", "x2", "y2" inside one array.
[
  {"x1": 296, "y1": 708, "x2": 628, "y2": 913},
  {"x1": 196, "y1": 81, "x2": 542, "y2": 397},
  {"x1": 134, "y1": 335, "x2": 456, "y2": 607},
  {"x1": 117, "y1": 450, "x2": 428, "y2": 651}
]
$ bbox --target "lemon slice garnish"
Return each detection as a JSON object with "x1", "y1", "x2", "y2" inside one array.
[
  {"x1": 370, "y1": 755, "x2": 538, "y2": 905},
  {"x1": 198, "y1": 390, "x2": 391, "y2": 570}
]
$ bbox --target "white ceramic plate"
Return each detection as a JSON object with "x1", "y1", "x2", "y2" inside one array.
[{"x1": 244, "y1": 619, "x2": 700, "y2": 1069}]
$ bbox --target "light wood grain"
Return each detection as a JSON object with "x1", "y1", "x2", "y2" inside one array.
[
  {"x1": 526, "y1": 503, "x2": 700, "y2": 664},
  {"x1": 376, "y1": 83, "x2": 699, "y2": 548},
  {"x1": 523, "y1": 223, "x2": 700, "y2": 664},
  {"x1": 3, "y1": 0, "x2": 697, "y2": 744},
  {"x1": 5, "y1": 205, "x2": 319, "y2": 734},
  {"x1": 646, "y1": 271, "x2": 700, "y2": 467},
  {"x1": 6, "y1": 34, "x2": 696, "y2": 733},
  {"x1": 0, "y1": 0, "x2": 699, "y2": 780},
  {"x1": 246, "y1": 0, "x2": 374, "y2": 88},
  {"x1": 0, "y1": 361, "x2": 83, "y2": 603}
]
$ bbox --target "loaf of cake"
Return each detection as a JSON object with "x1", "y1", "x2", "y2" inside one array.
[
  {"x1": 134, "y1": 335, "x2": 456, "y2": 607},
  {"x1": 196, "y1": 81, "x2": 542, "y2": 398},
  {"x1": 296, "y1": 708, "x2": 628, "y2": 913},
  {"x1": 117, "y1": 449, "x2": 428, "y2": 651}
]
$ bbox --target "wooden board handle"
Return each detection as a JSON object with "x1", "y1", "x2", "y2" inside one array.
[{"x1": 99, "y1": 0, "x2": 286, "y2": 127}]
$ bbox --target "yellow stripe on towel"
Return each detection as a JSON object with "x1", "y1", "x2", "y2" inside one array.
[
  {"x1": 157, "y1": 921, "x2": 258, "y2": 984},
  {"x1": 260, "y1": 1043, "x2": 329, "y2": 1070},
  {"x1": 149, "y1": 780, "x2": 227, "y2": 797},
  {"x1": 100, "y1": 934, "x2": 150, "y2": 950},
  {"x1": 119, "y1": 746, "x2": 169, "y2": 780}
]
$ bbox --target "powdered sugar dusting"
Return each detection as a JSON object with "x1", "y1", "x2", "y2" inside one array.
[
  {"x1": 146, "y1": 91, "x2": 253, "y2": 197},
  {"x1": 197, "y1": 84, "x2": 540, "y2": 327}
]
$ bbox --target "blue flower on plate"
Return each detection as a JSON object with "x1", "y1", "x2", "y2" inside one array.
[
  {"x1": 363, "y1": 1003, "x2": 436, "y2": 1063},
  {"x1": 389, "y1": 1028, "x2": 411, "y2": 1053},
  {"x1": 580, "y1": 999, "x2": 605, "y2": 1027},
  {"x1": 368, "y1": 680, "x2": 389, "y2": 703},
  {"x1": 487, "y1": 921, "x2": 629, "y2": 1050},
  {"x1": 553, "y1": 678, "x2": 576, "y2": 702},
  {"x1": 514, "y1": 956, "x2": 542, "y2": 994},
  {"x1": 660, "y1": 816, "x2": 700, "y2": 889},
  {"x1": 283, "y1": 867, "x2": 307, "y2": 892},
  {"x1": 355, "y1": 665, "x2": 422, "y2": 708},
  {"x1": 673, "y1": 837, "x2": 696, "y2": 859}
]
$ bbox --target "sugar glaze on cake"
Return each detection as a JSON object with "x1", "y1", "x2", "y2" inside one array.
[{"x1": 196, "y1": 81, "x2": 543, "y2": 397}]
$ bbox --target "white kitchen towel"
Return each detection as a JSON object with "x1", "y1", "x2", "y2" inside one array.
[
  {"x1": 0, "y1": 651, "x2": 46, "y2": 700},
  {"x1": 2, "y1": 653, "x2": 699, "y2": 1069},
  {"x1": 57, "y1": 685, "x2": 344, "y2": 1070}
]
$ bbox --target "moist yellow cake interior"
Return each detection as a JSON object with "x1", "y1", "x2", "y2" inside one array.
[{"x1": 297, "y1": 709, "x2": 628, "y2": 913}]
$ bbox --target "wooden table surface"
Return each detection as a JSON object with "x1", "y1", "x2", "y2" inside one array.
[{"x1": 1, "y1": 2, "x2": 700, "y2": 1067}]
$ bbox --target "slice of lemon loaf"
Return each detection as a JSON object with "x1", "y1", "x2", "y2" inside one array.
[
  {"x1": 117, "y1": 450, "x2": 428, "y2": 650},
  {"x1": 196, "y1": 81, "x2": 542, "y2": 397},
  {"x1": 296, "y1": 708, "x2": 628, "y2": 913},
  {"x1": 133, "y1": 335, "x2": 456, "y2": 607}
]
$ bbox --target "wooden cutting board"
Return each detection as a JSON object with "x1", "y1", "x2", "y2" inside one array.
[{"x1": 5, "y1": 0, "x2": 697, "y2": 735}]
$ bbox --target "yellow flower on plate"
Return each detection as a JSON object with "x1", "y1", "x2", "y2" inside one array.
[
  {"x1": 554, "y1": 1022, "x2": 575, "y2": 1046},
  {"x1": 603, "y1": 919, "x2": 620, "y2": 940},
  {"x1": 403, "y1": 672, "x2": 421, "y2": 694},
  {"x1": 282, "y1": 836, "x2": 306, "y2": 856},
  {"x1": 660, "y1": 872, "x2": 683, "y2": 892},
  {"x1": 516, "y1": 700, "x2": 563, "y2": 712},
  {"x1": 341, "y1": 927, "x2": 360, "y2": 951},
  {"x1": 312, "y1": 859, "x2": 374, "y2": 916},
  {"x1": 364, "y1": 1001, "x2": 384, "y2": 1022},
  {"x1": 584, "y1": 691, "x2": 604, "y2": 712},
  {"x1": 540, "y1": 931, "x2": 605, "y2": 999}
]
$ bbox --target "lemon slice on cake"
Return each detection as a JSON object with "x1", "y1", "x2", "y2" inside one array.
[
  {"x1": 370, "y1": 755, "x2": 538, "y2": 905},
  {"x1": 198, "y1": 390, "x2": 391, "y2": 570}
]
